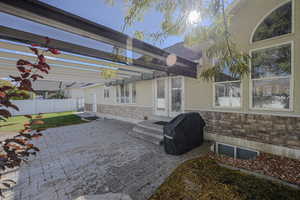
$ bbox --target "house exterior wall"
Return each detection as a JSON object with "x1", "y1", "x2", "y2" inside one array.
[
  {"x1": 81, "y1": 0, "x2": 300, "y2": 158},
  {"x1": 136, "y1": 80, "x2": 153, "y2": 107},
  {"x1": 83, "y1": 80, "x2": 154, "y2": 120},
  {"x1": 182, "y1": 0, "x2": 300, "y2": 158},
  {"x1": 65, "y1": 88, "x2": 85, "y2": 99},
  {"x1": 187, "y1": 0, "x2": 300, "y2": 115}
]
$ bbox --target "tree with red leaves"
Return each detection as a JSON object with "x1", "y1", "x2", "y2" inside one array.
[{"x1": 0, "y1": 38, "x2": 60, "y2": 197}]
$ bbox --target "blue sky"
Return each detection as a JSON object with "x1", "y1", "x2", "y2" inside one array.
[
  {"x1": 0, "y1": 0, "x2": 182, "y2": 49},
  {"x1": 39, "y1": 0, "x2": 184, "y2": 48},
  {"x1": 0, "y1": 0, "x2": 233, "y2": 50}
]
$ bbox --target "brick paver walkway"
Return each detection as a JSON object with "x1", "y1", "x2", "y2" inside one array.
[{"x1": 1, "y1": 119, "x2": 209, "y2": 200}]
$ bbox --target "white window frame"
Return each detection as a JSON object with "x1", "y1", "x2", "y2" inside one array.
[
  {"x1": 104, "y1": 87, "x2": 110, "y2": 99},
  {"x1": 132, "y1": 82, "x2": 136, "y2": 104},
  {"x1": 216, "y1": 142, "x2": 260, "y2": 159},
  {"x1": 169, "y1": 76, "x2": 185, "y2": 117},
  {"x1": 249, "y1": 41, "x2": 294, "y2": 112},
  {"x1": 250, "y1": 0, "x2": 294, "y2": 44},
  {"x1": 213, "y1": 80, "x2": 242, "y2": 109},
  {"x1": 115, "y1": 83, "x2": 136, "y2": 105}
]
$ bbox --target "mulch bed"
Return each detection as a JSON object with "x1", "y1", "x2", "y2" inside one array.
[
  {"x1": 149, "y1": 156, "x2": 300, "y2": 200},
  {"x1": 207, "y1": 152, "x2": 300, "y2": 186}
]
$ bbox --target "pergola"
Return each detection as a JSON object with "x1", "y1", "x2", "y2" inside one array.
[{"x1": 0, "y1": 0, "x2": 199, "y2": 84}]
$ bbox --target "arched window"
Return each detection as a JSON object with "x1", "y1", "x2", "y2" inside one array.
[{"x1": 252, "y1": 2, "x2": 292, "y2": 42}]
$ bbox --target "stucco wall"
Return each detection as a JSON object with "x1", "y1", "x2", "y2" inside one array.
[
  {"x1": 185, "y1": 0, "x2": 300, "y2": 116},
  {"x1": 136, "y1": 80, "x2": 153, "y2": 106},
  {"x1": 184, "y1": 77, "x2": 212, "y2": 110},
  {"x1": 84, "y1": 86, "x2": 101, "y2": 104},
  {"x1": 83, "y1": 80, "x2": 153, "y2": 107},
  {"x1": 66, "y1": 88, "x2": 85, "y2": 99}
]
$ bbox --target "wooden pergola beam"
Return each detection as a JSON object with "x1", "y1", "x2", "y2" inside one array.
[{"x1": 0, "y1": 0, "x2": 198, "y2": 78}]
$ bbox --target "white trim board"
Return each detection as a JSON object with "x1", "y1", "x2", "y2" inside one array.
[
  {"x1": 97, "y1": 103, "x2": 152, "y2": 108},
  {"x1": 153, "y1": 76, "x2": 185, "y2": 117},
  {"x1": 249, "y1": 41, "x2": 294, "y2": 112},
  {"x1": 213, "y1": 80, "x2": 243, "y2": 109},
  {"x1": 95, "y1": 113, "x2": 142, "y2": 124},
  {"x1": 249, "y1": 0, "x2": 294, "y2": 44},
  {"x1": 185, "y1": 108, "x2": 300, "y2": 118},
  {"x1": 205, "y1": 132, "x2": 300, "y2": 160}
]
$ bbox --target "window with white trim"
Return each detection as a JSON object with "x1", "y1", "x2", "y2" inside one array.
[
  {"x1": 132, "y1": 82, "x2": 136, "y2": 103},
  {"x1": 252, "y1": 1, "x2": 292, "y2": 43},
  {"x1": 214, "y1": 68, "x2": 241, "y2": 108},
  {"x1": 116, "y1": 83, "x2": 136, "y2": 104},
  {"x1": 251, "y1": 43, "x2": 292, "y2": 110},
  {"x1": 104, "y1": 87, "x2": 110, "y2": 99}
]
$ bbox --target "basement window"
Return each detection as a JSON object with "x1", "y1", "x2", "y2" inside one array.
[{"x1": 216, "y1": 143, "x2": 259, "y2": 160}]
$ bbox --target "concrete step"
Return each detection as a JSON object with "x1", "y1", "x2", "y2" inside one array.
[
  {"x1": 133, "y1": 126, "x2": 162, "y2": 137},
  {"x1": 128, "y1": 130, "x2": 163, "y2": 145},
  {"x1": 136, "y1": 120, "x2": 164, "y2": 133},
  {"x1": 129, "y1": 124, "x2": 164, "y2": 145}
]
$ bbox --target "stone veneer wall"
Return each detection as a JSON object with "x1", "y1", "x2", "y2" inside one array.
[
  {"x1": 97, "y1": 104, "x2": 153, "y2": 120},
  {"x1": 85, "y1": 104, "x2": 93, "y2": 112},
  {"x1": 196, "y1": 111, "x2": 300, "y2": 150}
]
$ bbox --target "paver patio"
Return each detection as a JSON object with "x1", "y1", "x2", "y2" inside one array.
[{"x1": 1, "y1": 118, "x2": 210, "y2": 200}]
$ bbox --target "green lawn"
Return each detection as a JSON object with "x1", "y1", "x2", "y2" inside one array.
[
  {"x1": 149, "y1": 157, "x2": 300, "y2": 200},
  {"x1": 0, "y1": 112, "x2": 88, "y2": 132}
]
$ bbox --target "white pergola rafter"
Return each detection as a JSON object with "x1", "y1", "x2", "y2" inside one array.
[{"x1": 0, "y1": 40, "x2": 152, "y2": 83}]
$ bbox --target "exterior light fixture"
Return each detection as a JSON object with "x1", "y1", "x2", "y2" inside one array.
[{"x1": 166, "y1": 54, "x2": 177, "y2": 66}]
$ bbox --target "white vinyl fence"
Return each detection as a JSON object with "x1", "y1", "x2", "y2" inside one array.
[{"x1": 8, "y1": 98, "x2": 85, "y2": 116}]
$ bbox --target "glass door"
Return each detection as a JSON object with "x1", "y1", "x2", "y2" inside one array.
[
  {"x1": 169, "y1": 77, "x2": 183, "y2": 117},
  {"x1": 92, "y1": 94, "x2": 97, "y2": 112},
  {"x1": 155, "y1": 78, "x2": 168, "y2": 116}
]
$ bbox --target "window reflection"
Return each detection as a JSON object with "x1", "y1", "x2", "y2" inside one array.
[
  {"x1": 252, "y1": 78, "x2": 290, "y2": 109},
  {"x1": 251, "y1": 44, "x2": 291, "y2": 79},
  {"x1": 252, "y1": 2, "x2": 292, "y2": 42},
  {"x1": 251, "y1": 43, "x2": 291, "y2": 110},
  {"x1": 215, "y1": 82, "x2": 241, "y2": 107}
]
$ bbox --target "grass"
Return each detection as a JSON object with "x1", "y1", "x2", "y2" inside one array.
[
  {"x1": 0, "y1": 112, "x2": 88, "y2": 132},
  {"x1": 149, "y1": 157, "x2": 300, "y2": 200}
]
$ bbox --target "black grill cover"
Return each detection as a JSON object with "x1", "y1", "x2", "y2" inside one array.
[{"x1": 163, "y1": 112, "x2": 206, "y2": 155}]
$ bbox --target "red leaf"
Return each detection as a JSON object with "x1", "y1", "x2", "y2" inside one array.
[
  {"x1": 49, "y1": 48, "x2": 60, "y2": 55},
  {"x1": 0, "y1": 86, "x2": 13, "y2": 91},
  {"x1": 20, "y1": 79, "x2": 31, "y2": 88},
  {"x1": 24, "y1": 115, "x2": 32, "y2": 119},
  {"x1": 21, "y1": 72, "x2": 30, "y2": 79},
  {"x1": 0, "y1": 91, "x2": 6, "y2": 98},
  {"x1": 17, "y1": 66, "x2": 26, "y2": 73},
  {"x1": 41, "y1": 63, "x2": 50, "y2": 70},
  {"x1": 40, "y1": 68, "x2": 49, "y2": 74},
  {"x1": 45, "y1": 37, "x2": 51, "y2": 46},
  {"x1": 9, "y1": 76, "x2": 22, "y2": 82},
  {"x1": 32, "y1": 120, "x2": 44, "y2": 125},
  {"x1": 17, "y1": 59, "x2": 32, "y2": 66},
  {"x1": 30, "y1": 74, "x2": 44, "y2": 81},
  {"x1": 31, "y1": 44, "x2": 39, "y2": 47},
  {"x1": 7, "y1": 103, "x2": 19, "y2": 111},
  {"x1": 29, "y1": 47, "x2": 38, "y2": 55},
  {"x1": 38, "y1": 55, "x2": 46, "y2": 63},
  {"x1": 0, "y1": 109, "x2": 11, "y2": 118},
  {"x1": 19, "y1": 79, "x2": 32, "y2": 91}
]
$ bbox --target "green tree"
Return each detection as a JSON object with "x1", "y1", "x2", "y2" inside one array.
[{"x1": 107, "y1": 0, "x2": 250, "y2": 80}]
